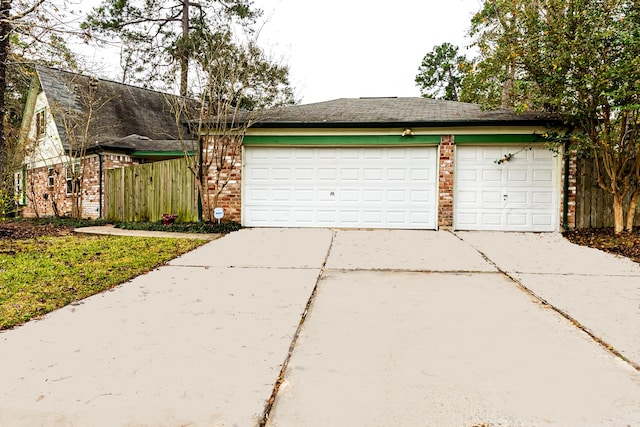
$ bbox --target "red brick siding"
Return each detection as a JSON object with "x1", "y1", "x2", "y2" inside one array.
[
  {"x1": 202, "y1": 152, "x2": 242, "y2": 223},
  {"x1": 561, "y1": 149, "x2": 578, "y2": 229},
  {"x1": 22, "y1": 154, "x2": 139, "y2": 219},
  {"x1": 438, "y1": 135, "x2": 455, "y2": 229}
]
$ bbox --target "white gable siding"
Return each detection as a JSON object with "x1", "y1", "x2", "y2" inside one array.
[{"x1": 23, "y1": 92, "x2": 68, "y2": 169}]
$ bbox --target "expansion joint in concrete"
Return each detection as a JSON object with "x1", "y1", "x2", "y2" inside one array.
[
  {"x1": 452, "y1": 231, "x2": 640, "y2": 374},
  {"x1": 258, "y1": 230, "x2": 337, "y2": 427},
  {"x1": 323, "y1": 267, "x2": 500, "y2": 275}
]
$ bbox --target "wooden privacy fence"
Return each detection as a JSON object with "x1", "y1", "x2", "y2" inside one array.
[
  {"x1": 575, "y1": 157, "x2": 640, "y2": 228},
  {"x1": 105, "y1": 158, "x2": 198, "y2": 223}
]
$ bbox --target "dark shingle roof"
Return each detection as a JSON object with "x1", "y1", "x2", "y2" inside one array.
[
  {"x1": 36, "y1": 66, "x2": 195, "y2": 153},
  {"x1": 255, "y1": 97, "x2": 560, "y2": 128}
]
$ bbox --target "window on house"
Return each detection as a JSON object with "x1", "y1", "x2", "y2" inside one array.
[
  {"x1": 47, "y1": 167, "x2": 55, "y2": 188},
  {"x1": 14, "y1": 169, "x2": 26, "y2": 206},
  {"x1": 66, "y1": 161, "x2": 81, "y2": 195},
  {"x1": 35, "y1": 110, "x2": 46, "y2": 139}
]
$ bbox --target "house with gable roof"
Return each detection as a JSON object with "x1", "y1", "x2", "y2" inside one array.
[
  {"x1": 17, "y1": 69, "x2": 575, "y2": 230},
  {"x1": 213, "y1": 97, "x2": 573, "y2": 231},
  {"x1": 16, "y1": 66, "x2": 195, "y2": 219}
]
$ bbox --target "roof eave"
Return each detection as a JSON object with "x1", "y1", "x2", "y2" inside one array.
[{"x1": 249, "y1": 119, "x2": 564, "y2": 129}]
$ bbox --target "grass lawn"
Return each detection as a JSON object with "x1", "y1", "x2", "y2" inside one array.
[{"x1": 0, "y1": 235, "x2": 205, "y2": 330}]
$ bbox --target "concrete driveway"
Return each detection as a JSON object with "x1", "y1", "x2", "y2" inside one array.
[{"x1": 1, "y1": 229, "x2": 639, "y2": 426}]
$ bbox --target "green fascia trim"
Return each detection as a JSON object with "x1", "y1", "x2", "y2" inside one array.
[
  {"x1": 130, "y1": 151, "x2": 195, "y2": 157},
  {"x1": 454, "y1": 134, "x2": 547, "y2": 144},
  {"x1": 243, "y1": 135, "x2": 441, "y2": 146}
]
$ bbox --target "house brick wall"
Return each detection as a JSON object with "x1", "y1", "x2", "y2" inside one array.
[
  {"x1": 438, "y1": 135, "x2": 455, "y2": 229},
  {"x1": 22, "y1": 153, "x2": 139, "y2": 219},
  {"x1": 22, "y1": 164, "x2": 63, "y2": 218},
  {"x1": 203, "y1": 150, "x2": 242, "y2": 223},
  {"x1": 561, "y1": 149, "x2": 578, "y2": 229}
]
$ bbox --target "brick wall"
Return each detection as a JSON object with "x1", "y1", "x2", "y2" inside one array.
[
  {"x1": 202, "y1": 154, "x2": 242, "y2": 223},
  {"x1": 438, "y1": 135, "x2": 455, "y2": 229},
  {"x1": 561, "y1": 149, "x2": 578, "y2": 229},
  {"x1": 22, "y1": 153, "x2": 139, "y2": 219}
]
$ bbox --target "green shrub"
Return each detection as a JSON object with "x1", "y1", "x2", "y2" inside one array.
[{"x1": 115, "y1": 220, "x2": 241, "y2": 234}]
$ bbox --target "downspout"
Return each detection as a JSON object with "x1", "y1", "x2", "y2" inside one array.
[
  {"x1": 197, "y1": 135, "x2": 203, "y2": 222},
  {"x1": 563, "y1": 140, "x2": 570, "y2": 230},
  {"x1": 97, "y1": 151, "x2": 103, "y2": 219}
]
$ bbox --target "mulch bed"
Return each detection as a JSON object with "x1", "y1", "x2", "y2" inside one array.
[
  {"x1": 563, "y1": 228, "x2": 640, "y2": 264},
  {"x1": 0, "y1": 221, "x2": 75, "y2": 240}
]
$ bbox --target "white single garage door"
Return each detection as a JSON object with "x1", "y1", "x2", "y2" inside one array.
[
  {"x1": 455, "y1": 145, "x2": 559, "y2": 231},
  {"x1": 243, "y1": 146, "x2": 438, "y2": 229}
]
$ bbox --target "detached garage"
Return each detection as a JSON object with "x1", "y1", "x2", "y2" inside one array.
[{"x1": 211, "y1": 97, "x2": 571, "y2": 231}]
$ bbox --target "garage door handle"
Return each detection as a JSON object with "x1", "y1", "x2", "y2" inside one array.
[{"x1": 503, "y1": 194, "x2": 508, "y2": 200}]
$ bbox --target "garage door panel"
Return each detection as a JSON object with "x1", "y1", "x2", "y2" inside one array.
[
  {"x1": 506, "y1": 191, "x2": 527, "y2": 204},
  {"x1": 363, "y1": 210, "x2": 383, "y2": 223},
  {"x1": 248, "y1": 188, "x2": 270, "y2": 202},
  {"x1": 318, "y1": 150, "x2": 338, "y2": 160},
  {"x1": 250, "y1": 168, "x2": 269, "y2": 181},
  {"x1": 481, "y1": 213, "x2": 502, "y2": 225},
  {"x1": 340, "y1": 190, "x2": 359, "y2": 202},
  {"x1": 533, "y1": 169, "x2": 553, "y2": 182},
  {"x1": 457, "y1": 191, "x2": 478, "y2": 203},
  {"x1": 532, "y1": 214, "x2": 553, "y2": 226},
  {"x1": 410, "y1": 190, "x2": 431, "y2": 202},
  {"x1": 506, "y1": 213, "x2": 527, "y2": 226},
  {"x1": 411, "y1": 168, "x2": 432, "y2": 180},
  {"x1": 533, "y1": 148, "x2": 554, "y2": 160},
  {"x1": 455, "y1": 145, "x2": 558, "y2": 231},
  {"x1": 317, "y1": 210, "x2": 337, "y2": 222},
  {"x1": 272, "y1": 189, "x2": 291, "y2": 201},
  {"x1": 387, "y1": 169, "x2": 407, "y2": 181},
  {"x1": 340, "y1": 169, "x2": 359, "y2": 180},
  {"x1": 410, "y1": 211, "x2": 432, "y2": 224},
  {"x1": 507, "y1": 169, "x2": 528, "y2": 181},
  {"x1": 244, "y1": 147, "x2": 437, "y2": 229},
  {"x1": 340, "y1": 150, "x2": 359, "y2": 160},
  {"x1": 273, "y1": 149, "x2": 294, "y2": 160},
  {"x1": 533, "y1": 192, "x2": 553, "y2": 204},
  {"x1": 483, "y1": 170, "x2": 503, "y2": 182},
  {"x1": 457, "y1": 169, "x2": 477, "y2": 182},
  {"x1": 483, "y1": 147, "x2": 503, "y2": 160},
  {"x1": 294, "y1": 189, "x2": 313, "y2": 202},
  {"x1": 363, "y1": 168, "x2": 383, "y2": 180},
  {"x1": 314, "y1": 169, "x2": 333, "y2": 181},
  {"x1": 482, "y1": 191, "x2": 503, "y2": 204},
  {"x1": 387, "y1": 190, "x2": 408, "y2": 202},
  {"x1": 364, "y1": 149, "x2": 384, "y2": 160},
  {"x1": 272, "y1": 168, "x2": 291, "y2": 180},
  {"x1": 363, "y1": 190, "x2": 383, "y2": 202}
]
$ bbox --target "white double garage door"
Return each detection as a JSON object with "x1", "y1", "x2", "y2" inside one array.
[{"x1": 243, "y1": 145, "x2": 559, "y2": 231}]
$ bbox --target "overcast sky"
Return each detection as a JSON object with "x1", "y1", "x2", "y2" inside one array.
[{"x1": 78, "y1": 0, "x2": 482, "y2": 104}]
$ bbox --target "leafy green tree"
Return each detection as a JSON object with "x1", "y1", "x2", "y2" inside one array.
[
  {"x1": 415, "y1": 43, "x2": 469, "y2": 101},
  {"x1": 82, "y1": 0, "x2": 260, "y2": 96},
  {"x1": 468, "y1": 0, "x2": 640, "y2": 234}
]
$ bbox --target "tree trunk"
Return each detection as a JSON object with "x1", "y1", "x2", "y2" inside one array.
[
  {"x1": 625, "y1": 187, "x2": 640, "y2": 232},
  {"x1": 613, "y1": 193, "x2": 625, "y2": 235},
  {"x1": 180, "y1": 0, "x2": 189, "y2": 97},
  {"x1": 0, "y1": 0, "x2": 11, "y2": 188}
]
